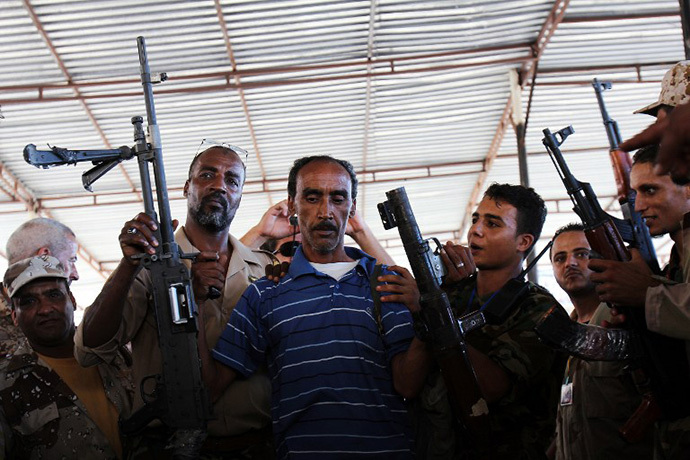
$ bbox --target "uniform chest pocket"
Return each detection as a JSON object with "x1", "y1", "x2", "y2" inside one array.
[
  {"x1": 583, "y1": 361, "x2": 641, "y2": 419},
  {"x1": 14, "y1": 401, "x2": 59, "y2": 436}
]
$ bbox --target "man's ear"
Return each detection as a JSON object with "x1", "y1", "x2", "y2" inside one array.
[
  {"x1": 11, "y1": 308, "x2": 17, "y2": 327},
  {"x1": 516, "y1": 233, "x2": 535, "y2": 254},
  {"x1": 349, "y1": 198, "x2": 357, "y2": 218},
  {"x1": 287, "y1": 196, "x2": 296, "y2": 217},
  {"x1": 183, "y1": 180, "x2": 189, "y2": 197},
  {"x1": 68, "y1": 291, "x2": 77, "y2": 311},
  {"x1": 36, "y1": 247, "x2": 51, "y2": 257}
]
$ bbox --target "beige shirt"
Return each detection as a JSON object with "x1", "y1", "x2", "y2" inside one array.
[
  {"x1": 75, "y1": 227, "x2": 273, "y2": 436},
  {"x1": 645, "y1": 213, "x2": 690, "y2": 340},
  {"x1": 555, "y1": 304, "x2": 653, "y2": 460}
]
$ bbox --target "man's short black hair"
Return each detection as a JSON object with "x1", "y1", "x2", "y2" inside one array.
[
  {"x1": 187, "y1": 146, "x2": 247, "y2": 181},
  {"x1": 287, "y1": 156, "x2": 358, "y2": 200},
  {"x1": 550, "y1": 222, "x2": 585, "y2": 260},
  {"x1": 631, "y1": 144, "x2": 659, "y2": 166},
  {"x1": 483, "y1": 183, "x2": 547, "y2": 252}
]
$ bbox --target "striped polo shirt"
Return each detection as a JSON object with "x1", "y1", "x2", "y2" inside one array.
[{"x1": 213, "y1": 246, "x2": 415, "y2": 459}]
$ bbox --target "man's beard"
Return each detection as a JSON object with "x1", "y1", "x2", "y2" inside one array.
[{"x1": 190, "y1": 192, "x2": 235, "y2": 232}]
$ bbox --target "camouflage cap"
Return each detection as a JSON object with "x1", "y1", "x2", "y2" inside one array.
[
  {"x1": 3, "y1": 255, "x2": 68, "y2": 299},
  {"x1": 635, "y1": 61, "x2": 690, "y2": 116}
]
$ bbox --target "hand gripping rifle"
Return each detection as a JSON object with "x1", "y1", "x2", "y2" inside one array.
[
  {"x1": 24, "y1": 37, "x2": 212, "y2": 455},
  {"x1": 379, "y1": 187, "x2": 491, "y2": 456},
  {"x1": 538, "y1": 126, "x2": 690, "y2": 441}
]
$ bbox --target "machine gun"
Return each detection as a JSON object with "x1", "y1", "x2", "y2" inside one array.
[
  {"x1": 592, "y1": 78, "x2": 660, "y2": 274},
  {"x1": 24, "y1": 37, "x2": 212, "y2": 455},
  {"x1": 538, "y1": 126, "x2": 690, "y2": 440}
]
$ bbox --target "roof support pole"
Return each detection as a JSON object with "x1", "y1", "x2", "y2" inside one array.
[
  {"x1": 509, "y1": 70, "x2": 538, "y2": 283},
  {"x1": 679, "y1": 0, "x2": 690, "y2": 59}
]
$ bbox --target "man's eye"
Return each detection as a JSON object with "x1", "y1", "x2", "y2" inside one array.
[
  {"x1": 554, "y1": 256, "x2": 565, "y2": 264},
  {"x1": 487, "y1": 221, "x2": 498, "y2": 228},
  {"x1": 575, "y1": 251, "x2": 590, "y2": 259},
  {"x1": 19, "y1": 298, "x2": 36, "y2": 307},
  {"x1": 200, "y1": 172, "x2": 213, "y2": 179},
  {"x1": 471, "y1": 217, "x2": 478, "y2": 224}
]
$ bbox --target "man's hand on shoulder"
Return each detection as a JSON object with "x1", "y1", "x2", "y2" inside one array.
[
  {"x1": 377, "y1": 265, "x2": 421, "y2": 313},
  {"x1": 265, "y1": 261, "x2": 290, "y2": 283}
]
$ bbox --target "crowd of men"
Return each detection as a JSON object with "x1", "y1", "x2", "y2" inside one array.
[{"x1": 1, "y1": 60, "x2": 690, "y2": 459}]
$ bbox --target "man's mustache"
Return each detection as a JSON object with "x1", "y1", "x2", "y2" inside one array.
[
  {"x1": 202, "y1": 191, "x2": 228, "y2": 209},
  {"x1": 312, "y1": 222, "x2": 338, "y2": 232},
  {"x1": 564, "y1": 268, "x2": 583, "y2": 278}
]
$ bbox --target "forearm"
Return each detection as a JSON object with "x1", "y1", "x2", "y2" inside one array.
[
  {"x1": 239, "y1": 225, "x2": 267, "y2": 249},
  {"x1": 197, "y1": 308, "x2": 237, "y2": 402},
  {"x1": 467, "y1": 345, "x2": 510, "y2": 403},
  {"x1": 391, "y1": 338, "x2": 432, "y2": 399},
  {"x1": 82, "y1": 259, "x2": 139, "y2": 348},
  {"x1": 351, "y1": 228, "x2": 394, "y2": 265}
]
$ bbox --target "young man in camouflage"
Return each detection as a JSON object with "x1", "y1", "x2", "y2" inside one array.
[
  {"x1": 417, "y1": 183, "x2": 567, "y2": 459},
  {"x1": 0, "y1": 255, "x2": 134, "y2": 459}
]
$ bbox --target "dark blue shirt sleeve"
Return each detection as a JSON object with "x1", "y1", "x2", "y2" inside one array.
[{"x1": 212, "y1": 283, "x2": 267, "y2": 377}]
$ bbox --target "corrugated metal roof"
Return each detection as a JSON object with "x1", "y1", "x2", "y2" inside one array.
[{"x1": 0, "y1": 0, "x2": 685, "y2": 313}]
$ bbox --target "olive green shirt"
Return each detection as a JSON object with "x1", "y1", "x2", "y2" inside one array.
[
  {"x1": 416, "y1": 276, "x2": 567, "y2": 459},
  {"x1": 554, "y1": 304, "x2": 653, "y2": 460}
]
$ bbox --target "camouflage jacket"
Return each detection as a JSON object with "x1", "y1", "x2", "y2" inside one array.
[
  {"x1": 415, "y1": 275, "x2": 567, "y2": 460},
  {"x1": 0, "y1": 299, "x2": 26, "y2": 360},
  {"x1": 0, "y1": 341, "x2": 135, "y2": 459}
]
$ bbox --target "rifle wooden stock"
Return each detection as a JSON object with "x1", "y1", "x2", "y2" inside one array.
[
  {"x1": 586, "y1": 220, "x2": 630, "y2": 262},
  {"x1": 610, "y1": 148, "x2": 633, "y2": 201}
]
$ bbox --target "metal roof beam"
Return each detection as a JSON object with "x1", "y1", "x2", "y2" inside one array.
[
  {"x1": 22, "y1": 0, "x2": 141, "y2": 203},
  {"x1": 214, "y1": 0, "x2": 269, "y2": 190},
  {"x1": 10, "y1": 144, "x2": 620, "y2": 211},
  {"x1": 457, "y1": 0, "x2": 570, "y2": 240}
]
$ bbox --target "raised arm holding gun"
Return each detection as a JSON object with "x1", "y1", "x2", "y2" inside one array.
[{"x1": 540, "y1": 127, "x2": 690, "y2": 449}]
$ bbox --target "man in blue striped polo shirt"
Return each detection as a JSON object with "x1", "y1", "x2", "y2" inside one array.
[{"x1": 201, "y1": 156, "x2": 430, "y2": 459}]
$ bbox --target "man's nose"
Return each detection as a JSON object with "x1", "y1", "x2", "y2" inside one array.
[
  {"x1": 70, "y1": 264, "x2": 79, "y2": 282},
  {"x1": 317, "y1": 199, "x2": 333, "y2": 218},
  {"x1": 209, "y1": 176, "x2": 228, "y2": 194},
  {"x1": 36, "y1": 297, "x2": 56, "y2": 315}
]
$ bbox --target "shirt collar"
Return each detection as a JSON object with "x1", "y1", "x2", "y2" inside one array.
[
  {"x1": 175, "y1": 226, "x2": 267, "y2": 277},
  {"x1": 288, "y1": 246, "x2": 376, "y2": 279}
]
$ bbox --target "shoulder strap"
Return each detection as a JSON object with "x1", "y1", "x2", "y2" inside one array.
[{"x1": 369, "y1": 264, "x2": 385, "y2": 338}]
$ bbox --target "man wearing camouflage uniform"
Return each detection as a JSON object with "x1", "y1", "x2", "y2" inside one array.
[
  {"x1": 1, "y1": 217, "x2": 81, "y2": 359},
  {"x1": 0, "y1": 255, "x2": 134, "y2": 459},
  {"x1": 415, "y1": 183, "x2": 567, "y2": 459}
]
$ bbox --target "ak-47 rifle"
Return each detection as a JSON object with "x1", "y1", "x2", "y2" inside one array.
[
  {"x1": 24, "y1": 37, "x2": 212, "y2": 455},
  {"x1": 592, "y1": 78, "x2": 661, "y2": 274},
  {"x1": 538, "y1": 126, "x2": 690, "y2": 441}
]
